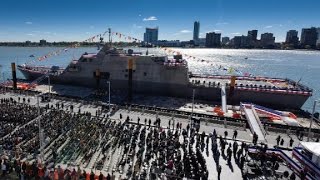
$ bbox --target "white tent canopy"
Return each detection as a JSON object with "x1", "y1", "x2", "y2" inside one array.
[{"x1": 300, "y1": 142, "x2": 320, "y2": 157}]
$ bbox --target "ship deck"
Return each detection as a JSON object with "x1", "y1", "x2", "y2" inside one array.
[{"x1": 190, "y1": 75, "x2": 312, "y2": 93}]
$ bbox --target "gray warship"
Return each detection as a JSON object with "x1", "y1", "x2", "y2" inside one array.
[{"x1": 17, "y1": 40, "x2": 312, "y2": 109}]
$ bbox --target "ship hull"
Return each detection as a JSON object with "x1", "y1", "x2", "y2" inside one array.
[
  {"x1": 17, "y1": 58, "x2": 311, "y2": 110},
  {"x1": 18, "y1": 70, "x2": 309, "y2": 109},
  {"x1": 18, "y1": 67, "x2": 46, "y2": 80}
]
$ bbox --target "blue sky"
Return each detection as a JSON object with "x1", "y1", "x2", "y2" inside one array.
[{"x1": 0, "y1": 0, "x2": 319, "y2": 42}]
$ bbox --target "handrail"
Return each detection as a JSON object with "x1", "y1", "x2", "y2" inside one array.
[
  {"x1": 293, "y1": 147, "x2": 320, "y2": 176},
  {"x1": 248, "y1": 147, "x2": 315, "y2": 180},
  {"x1": 251, "y1": 106, "x2": 267, "y2": 137}
]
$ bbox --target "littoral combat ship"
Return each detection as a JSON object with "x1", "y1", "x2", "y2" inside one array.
[{"x1": 18, "y1": 39, "x2": 312, "y2": 109}]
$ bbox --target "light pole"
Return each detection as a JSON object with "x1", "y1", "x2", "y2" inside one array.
[
  {"x1": 191, "y1": 89, "x2": 195, "y2": 125},
  {"x1": 2, "y1": 72, "x2": 5, "y2": 93},
  {"x1": 308, "y1": 100, "x2": 319, "y2": 141},
  {"x1": 107, "y1": 81, "x2": 111, "y2": 113},
  {"x1": 48, "y1": 74, "x2": 51, "y2": 100},
  {"x1": 37, "y1": 95, "x2": 43, "y2": 164}
]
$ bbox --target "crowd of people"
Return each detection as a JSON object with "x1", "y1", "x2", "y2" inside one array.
[
  {"x1": 0, "y1": 98, "x2": 40, "y2": 140},
  {"x1": 0, "y1": 91, "x2": 310, "y2": 180}
]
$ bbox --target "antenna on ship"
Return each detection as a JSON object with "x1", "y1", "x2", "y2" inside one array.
[{"x1": 108, "y1": 28, "x2": 112, "y2": 47}]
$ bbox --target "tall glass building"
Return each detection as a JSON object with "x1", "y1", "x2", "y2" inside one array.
[
  {"x1": 193, "y1": 21, "x2": 200, "y2": 42},
  {"x1": 144, "y1": 27, "x2": 158, "y2": 44}
]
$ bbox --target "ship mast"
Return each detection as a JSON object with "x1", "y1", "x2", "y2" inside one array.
[{"x1": 108, "y1": 28, "x2": 112, "y2": 47}]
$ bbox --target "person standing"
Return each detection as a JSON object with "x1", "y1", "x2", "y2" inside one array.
[
  {"x1": 224, "y1": 131, "x2": 228, "y2": 139},
  {"x1": 90, "y1": 171, "x2": 95, "y2": 180},
  {"x1": 233, "y1": 141, "x2": 238, "y2": 157},
  {"x1": 300, "y1": 132, "x2": 304, "y2": 140},
  {"x1": 227, "y1": 146, "x2": 232, "y2": 162},
  {"x1": 237, "y1": 148, "x2": 243, "y2": 160},
  {"x1": 290, "y1": 138, "x2": 294, "y2": 147},
  {"x1": 71, "y1": 169, "x2": 77, "y2": 180},
  {"x1": 253, "y1": 132, "x2": 258, "y2": 145},
  {"x1": 240, "y1": 156, "x2": 245, "y2": 170},
  {"x1": 99, "y1": 172, "x2": 104, "y2": 180},
  {"x1": 276, "y1": 135, "x2": 281, "y2": 146},
  {"x1": 233, "y1": 130, "x2": 238, "y2": 140},
  {"x1": 106, "y1": 173, "x2": 111, "y2": 180}
]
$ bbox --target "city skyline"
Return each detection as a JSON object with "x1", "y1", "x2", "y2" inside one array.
[{"x1": 0, "y1": 0, "x2": 320, "y2": 42}]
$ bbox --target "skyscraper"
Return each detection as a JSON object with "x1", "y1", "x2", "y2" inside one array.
[
  {"x1": 205, "y1": 32, "x2": 221, "y2": 47},
  {"x1": 260, "y1": 33, "x2": 275, "y2": 48},
  {"x1": 193, "y1": 21, "x2": 200, "y2": 42},
  {"x1": 143, "y1": 27, "x2": 158, "y2": 44},
  {"x1": 285, "y1": 30, "x2": 299, "y2": 46},
  {"x1": 316, "y1": 28, "x2": 320, "y2": 46},
  {"x1": 247, "y1": 30, "x2": 258, "y2": 41},
  {"x1": 39, "y1": 39, "x2": 47, "y2": 46},
  {"x1": 247, "y1": 30, "x2": 258, "y2": 47},
  {"x1": 221, "y1": 37, "x2": 230, "y2": 45},
  {"x1": 231, "y1": 36, "x2": 249, "y2": 48},
  {"x1": 300, "y1": 27, "x2": 318, "y2": 48}
]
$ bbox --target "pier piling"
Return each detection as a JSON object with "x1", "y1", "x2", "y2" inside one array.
[{"x1": 11, "y1": 62, "x2": 17, "y2": 90}]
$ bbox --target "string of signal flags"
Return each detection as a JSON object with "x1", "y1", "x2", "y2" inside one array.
[{"x1": 29, "y1": 28, "x2": 253, "y2": 77}]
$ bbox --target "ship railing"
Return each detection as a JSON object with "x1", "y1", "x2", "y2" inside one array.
[
  {"x1": 163, "y1": 62, "x2": 187, "y2": 67},
  {"x1": 285, "y1": 78, "x2": 312, "y2": 91},
  {"x1": 235, "y1": 86, "x2": 312, "y2": 95},
  {"x1": 190, "y1": 78, "x2": 312, "y2": 95},
  {"x1": 191, "y1": 73, "x2": 290, "y2": 82},
  {"x1": 191, "y1": 73, "x2": 312, "y2": 91}
]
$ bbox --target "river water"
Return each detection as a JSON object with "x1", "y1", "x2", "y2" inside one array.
[{"x1": 0, "y1": 46, "x2": 319, "y2": 111}]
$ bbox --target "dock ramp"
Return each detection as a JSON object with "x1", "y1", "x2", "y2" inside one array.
[{"x1": 241, "y1": 103, "x2": 267, "y2": 143}]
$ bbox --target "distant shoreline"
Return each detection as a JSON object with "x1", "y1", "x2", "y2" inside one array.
[{"x1": 0, "y1": 45, "x2": 319, "y2": 51}]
